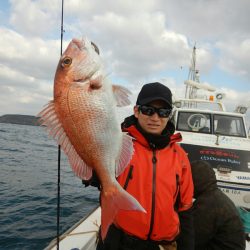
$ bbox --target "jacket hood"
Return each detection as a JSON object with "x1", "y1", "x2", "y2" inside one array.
[
  {"x1": 191, "y1": 160, "x2": 217, "y2": 198},
  {"x1": 121, "y1": 115, "x2": 181, "y2": 149}
]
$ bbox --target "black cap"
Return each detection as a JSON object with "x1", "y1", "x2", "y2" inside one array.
[{"x1": 136, "y1": 82, "x2": 172, "y2": 107}]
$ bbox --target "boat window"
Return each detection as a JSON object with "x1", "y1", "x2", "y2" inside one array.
[
  {"x1": 214, "y1": 115, "x2": 246, "y2": 137},
  {"x1": 177, "y1": 112, "x2": 211, "y2": 133}
]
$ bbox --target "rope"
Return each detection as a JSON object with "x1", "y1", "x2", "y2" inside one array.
[
  {"x1": 59, "y1": 230, "x2": 99, "y2": 240},
  {"x1": 53, "y1": 219, "x2": 100, "y2": 247}
]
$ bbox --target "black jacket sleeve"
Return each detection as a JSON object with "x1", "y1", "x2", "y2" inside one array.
[
  {"x1": 82, "y1": 170, "x2": 101, "y2": 190},
  {"x1": 177, "y1": 207, "x2": 195, "y2": 250}
]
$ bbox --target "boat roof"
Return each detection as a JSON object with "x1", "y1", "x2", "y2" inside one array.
[
  {"x1": 173, "y1": 98, "x2": 247, "y2": 118},
  {"x1": 173, "y1": 98, "x2": 226, "y2": 112}
]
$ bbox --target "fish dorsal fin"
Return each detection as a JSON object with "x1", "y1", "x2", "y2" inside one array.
[
  {"x1": 115, "y1": 134, "x2": 134, "y2": 177},
  {"x1": 38, "y1": 101, "x2": 92, "y2": 180},
  {"x1": 112, "y1": 85, "x2": 132, "y2": 107}
]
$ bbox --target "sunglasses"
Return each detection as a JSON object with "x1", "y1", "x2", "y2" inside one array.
[{"x1": 138, "y1": 105, "x2": 172, "y2": 118}]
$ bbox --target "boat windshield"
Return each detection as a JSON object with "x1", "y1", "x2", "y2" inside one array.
[
  {"x1": 176, "y1": 111, "x2": 246, "y2": 137},
  {"x1": 176, "y1": 111, "x2": 211, "y2": 133},
  {"x1": 214, "y1": 114, "x2": 246, "y2": 137}
]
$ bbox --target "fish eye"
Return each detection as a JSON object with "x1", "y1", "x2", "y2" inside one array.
[{"x1": 61, "y1": 57, "x2": 72, "y2": 67}]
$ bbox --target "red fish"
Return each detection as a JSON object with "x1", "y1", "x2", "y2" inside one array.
[{"x1": 38, "y1": 38, "x2": 145, "y2": 239}]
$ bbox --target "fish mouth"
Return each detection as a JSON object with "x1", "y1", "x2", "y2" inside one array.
[
  {"x1": 74, "y1": 77, "x2": 87, "y2": 83},
  {"x1": 74, "y1": 70, "x2": 100, "y2": 84}
]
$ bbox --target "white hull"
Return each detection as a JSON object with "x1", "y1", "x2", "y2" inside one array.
[
  {"x1": 45, "y1": 206, "x2": 101, "y2": 250},
  {"x1": 179, "y1": 132, "x2": 250, "y2": 209},
  {"x1": 217, "y1": 180, "x2": 250, "y2": 208}
]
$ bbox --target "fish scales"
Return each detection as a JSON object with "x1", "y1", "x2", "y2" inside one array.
[{"x1": 66, "y1": 86, "x2": 118, "y2": 167}]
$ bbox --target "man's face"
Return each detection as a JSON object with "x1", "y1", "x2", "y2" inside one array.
[{"x1": 134, "y1": 100, "x2": 170, "y2": 135}]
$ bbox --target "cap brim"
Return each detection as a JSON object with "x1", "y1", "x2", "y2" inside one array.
[{"x1": 139, "y1": 96, "x2": 172, "y2": 107}]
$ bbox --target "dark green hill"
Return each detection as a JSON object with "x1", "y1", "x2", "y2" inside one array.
[{"x1": 0, "y1": 114, "x2": 40, "y2": 126}]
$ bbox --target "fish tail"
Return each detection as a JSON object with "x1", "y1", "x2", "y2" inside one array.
[{"x1": 100, "y1": 183, "x2": 146, "y2": 240}]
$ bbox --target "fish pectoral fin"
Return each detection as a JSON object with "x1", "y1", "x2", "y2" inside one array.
[
  {"x1": 115, "y1": 134, "x2": 134, "y2": 177},
  {"x1": 112, "y1": 85, "x2": 132, "y2": 107},
  {"x1": 67, "y1": 148, "x2": 93, "y2": 180},
  {"x1": 100, "y1": 184, "x2": 146, "y2": 240},
  {"x1": 38, "y1": 101, "x2": 92, "y2": 180}
]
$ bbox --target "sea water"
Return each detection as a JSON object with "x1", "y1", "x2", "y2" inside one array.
[{"x1": 0, "y1": 123, "x2": 99, "y2": 250}]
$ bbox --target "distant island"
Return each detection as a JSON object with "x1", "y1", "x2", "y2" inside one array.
[{"x1": 0, "y1": 114, "x2": 40, "y2": 126}]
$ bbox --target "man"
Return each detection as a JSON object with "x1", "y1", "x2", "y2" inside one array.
[
  {"x1": 87, "y1": 82, "x2": 194, "y2": 250},
  {"x1": 191, "y1": 160, "x2": 245, "y2": 250}
]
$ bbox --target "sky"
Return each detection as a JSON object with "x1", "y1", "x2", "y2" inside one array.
[{"x1": 0, "y1": 0, "x2": 250, "y2": 126}]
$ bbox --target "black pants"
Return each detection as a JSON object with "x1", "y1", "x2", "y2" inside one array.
[{"x1": 96, "y1": 225, "x2": 160, "y2": 250}]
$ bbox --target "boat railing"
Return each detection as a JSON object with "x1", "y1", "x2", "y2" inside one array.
[{"x1": 173, "y1": 98, "x2": 225, "y2": 111}]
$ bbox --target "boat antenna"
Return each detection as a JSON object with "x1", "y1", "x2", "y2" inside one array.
[
  {"x1": 188, "y1": 45, "x2": 196, "y2": 81},
  {"x1": 57, "y1": 0, "x2": 64, "y2": 249},
  {"x1": 185, "y1": 44, "x2": 200, "y2": 99}
]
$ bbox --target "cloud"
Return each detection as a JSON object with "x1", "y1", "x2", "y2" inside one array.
[
  {"x1": 0, "y1": 0, "x2": 249, "y2": 120},
  {"x1": 0, "y1": 27, "x2": 61, "y2": 80},
  {"x1": 159, "y1": 0, "x2": 250, "y2": 42},
  {"x1": 0, "y1": 82, "x2": 52, "y2": 116},
  {"x1": 74, "y1": 11, "x2": 192, "y2": 82},
  {"x1": 9, "y1": 0, "x2": 60, "y2": 37},
  {"x1": 216, "y1": 39, "x2": 250, "y2": 81},
  {"x1": 0, "y1": 27, "x2": 55, "y2": 115}
]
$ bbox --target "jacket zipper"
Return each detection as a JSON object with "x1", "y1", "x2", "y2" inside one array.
[
  {"x1": 123, "y1": 165, "x2": 134, "y2": 190},
  {"x1": 174, "y1": 175, "x2": 180, "y2": 211},
  {"x1": 148, "y1": 150, "x2": 157, "y2": 239}
]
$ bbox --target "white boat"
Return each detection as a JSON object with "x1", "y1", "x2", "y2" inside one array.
[
  {"x1": 174, "y1": 101, "x2": 250, "y2": 208},
  {"x1": 173, "y1": 47, "x2": 250, "y2": 211},
  {"x1": 45, "y1": 46, "x2": 250, "y2": 249}
]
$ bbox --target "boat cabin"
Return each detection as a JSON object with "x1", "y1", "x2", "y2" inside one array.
[
  {"x1": 172, "y1": 97, "x2": 250, "y2": 210},
  {"x1": 175, "y1": 110, "x2": 247, "y2": 138}
]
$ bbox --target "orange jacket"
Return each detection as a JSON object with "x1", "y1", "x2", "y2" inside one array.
[{"x1": 114, "y1": 125, "x2": 194, "y2": 242}]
